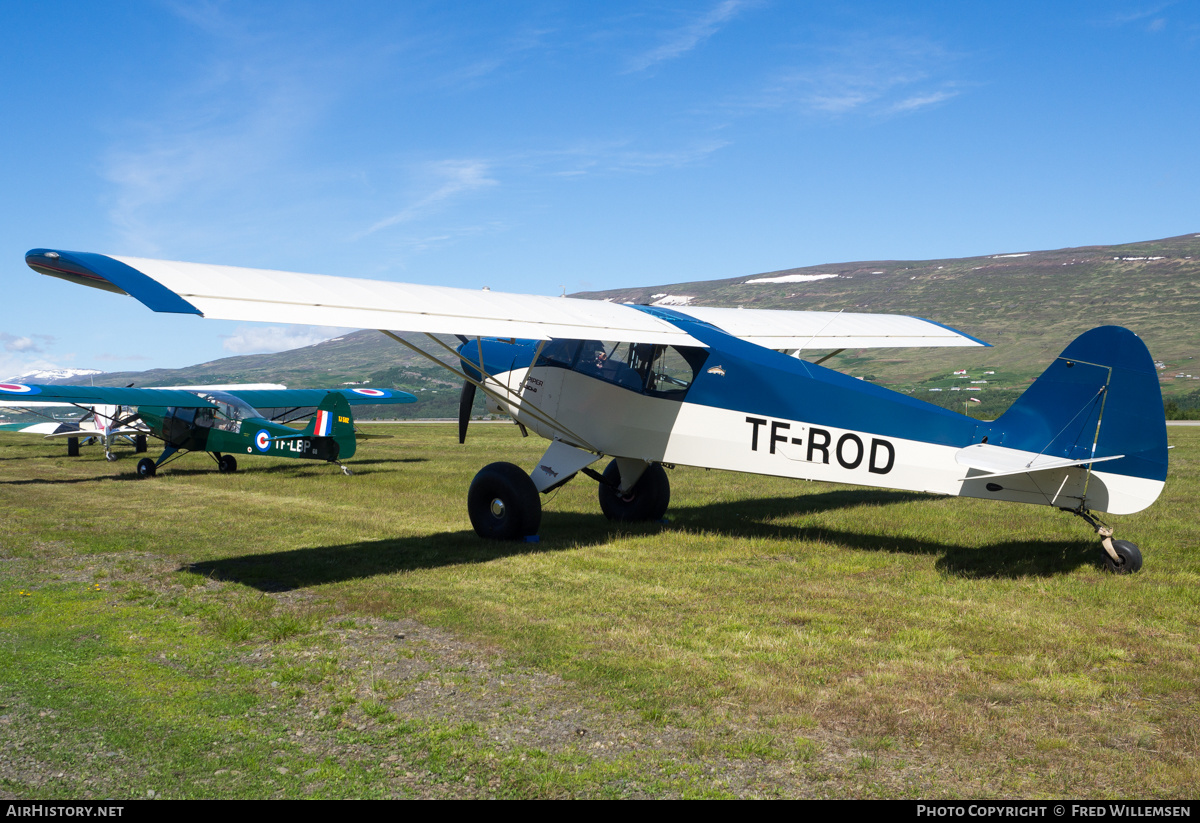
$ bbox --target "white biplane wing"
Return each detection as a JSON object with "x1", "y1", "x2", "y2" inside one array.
[{"x1": 26, "y1": 251, "x2": 986, "y2": 350}]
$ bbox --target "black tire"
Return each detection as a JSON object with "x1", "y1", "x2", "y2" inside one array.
[
  {"x1": 135, "y1": 435, "x2": 148, "y2": 453},
  {"x1": 105, "y1": 452, "x2": 119, "y2": 462},
  {"x1": 468, "y1": 462, "x2": 542, "y2": 540},
  {"x1": 136, "y1": 458, "x2": 157, "y2": 479},
  {"x1": 218, "y1": 454, "x2": 238, "y2": 473},
  {"x1": 597, "y1": 460, "x2": 670, "y2": 522},
  {"x1": 1103, "y1": 539, "x2": 1143, "y2": 574}
]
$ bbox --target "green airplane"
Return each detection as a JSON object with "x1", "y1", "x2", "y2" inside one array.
[{"x1": 0, "y1": 382, "x2": 416, "y2": 477}]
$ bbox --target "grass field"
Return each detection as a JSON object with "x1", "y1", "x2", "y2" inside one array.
[{"x1": 1, "y1": 424, "x2": 1197, "y2": 799}]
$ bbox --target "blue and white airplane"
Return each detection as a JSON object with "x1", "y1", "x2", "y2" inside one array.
[{"x1": 24, "y1": 249, "x2": 1168, "y2": 573}]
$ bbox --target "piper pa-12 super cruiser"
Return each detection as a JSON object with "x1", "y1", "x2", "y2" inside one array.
[
  {"x1": 24, "y1": 249, "x2": 1168, "y2": 573},
  {"x1": 0, "y1": 380, "x2": 416, "y2": 477}
]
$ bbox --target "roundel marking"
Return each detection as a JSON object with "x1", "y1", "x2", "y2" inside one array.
[
  {"x1": 351, "y1": 388, "x2": 388, "y2": 397},
  {"x1": 0, "y1": 383, "x2": 40, "y2": 395},
  {"x1": 255, "y1": 430, "x2": 272, "y2": 452}
]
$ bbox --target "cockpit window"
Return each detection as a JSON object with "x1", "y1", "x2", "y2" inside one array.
[
  {"x1": 535, "y1": 340, "x2": 707, "y2": 397},
  {"x1": 192, "y1": 391, "x2": 261, "y2": 433}
]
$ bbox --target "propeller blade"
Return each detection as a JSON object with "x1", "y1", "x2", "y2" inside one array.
[{"x1": 458, "y1": 379, "x2": 477, "y2": 444}]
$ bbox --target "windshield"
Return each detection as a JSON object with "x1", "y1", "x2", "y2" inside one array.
[
  {"x1": 535, "y1": 340, "x2": 707, "y2": 397},
  {"x1": 191, "y1": 391, "x2": 262, "y2": 432}
]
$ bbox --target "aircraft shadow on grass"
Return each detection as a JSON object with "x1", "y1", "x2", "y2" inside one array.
[{"x1": 186, "y1": 487, "x2": 1102, "y2": 592}]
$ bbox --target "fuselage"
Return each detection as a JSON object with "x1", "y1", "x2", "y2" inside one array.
[
  {"x1": 136, "y1": 391, "x2": 348, "y2": 461},
  {"x1": 462, "y1": 308, "x2": 1165, "y2": 515}
]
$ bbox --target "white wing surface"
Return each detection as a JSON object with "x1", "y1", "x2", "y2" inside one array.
[
  {"x1": 26, "y1": 250, "x2": 987, "y2": 349},
  {"x1": 669, "y1": 306, "x2": 987, "y2": 349},
  {"x1": 28, "y1": 251, "x2": 704, "y2": 346}
]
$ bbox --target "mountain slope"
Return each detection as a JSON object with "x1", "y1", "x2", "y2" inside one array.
[{"x1": 575, "y1": 232, "x2": 1200, "y2": 414}]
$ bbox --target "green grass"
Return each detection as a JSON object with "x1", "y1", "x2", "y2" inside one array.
[{"x1": 1, "y1": 425, "x2": 1198, "y2": 798}]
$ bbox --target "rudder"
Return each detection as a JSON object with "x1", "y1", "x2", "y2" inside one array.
[
  {"x1": 986, "y1": 326, "x2": 1167, "y2": 486},
  {"x1": 304, "y1": 393, "x2": 357, "y2": 460}
]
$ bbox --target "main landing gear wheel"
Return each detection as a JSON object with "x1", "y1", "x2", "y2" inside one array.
[
  {"x1": 597, "y1": 460, "x2": 670, "y2": 522},
  {"x1": 1104, "y1": 539, "x2": 1143, "y2": 574},
  {"x1": 136, "y1": 458, "x2": 157, "y2": 479},
  {"x1": 468, "y1": 462, "x2": 542, "y2": 540},
  {"x1": 217, "y1": 454, "x2": 238, "y2": 473}
]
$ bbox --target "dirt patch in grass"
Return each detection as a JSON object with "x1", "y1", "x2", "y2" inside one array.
[{"x1": 2, "y1": 549, "x2": 952, "y2": 799}]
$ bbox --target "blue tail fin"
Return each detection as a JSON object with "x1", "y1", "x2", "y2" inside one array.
[{"x1": 987, "y1": 326, "x2": 1167, "y2": 483}]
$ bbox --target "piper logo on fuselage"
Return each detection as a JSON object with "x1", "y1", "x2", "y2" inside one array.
[{"x1": 745, "y1": 416, "x2": 895, "y2": 474}]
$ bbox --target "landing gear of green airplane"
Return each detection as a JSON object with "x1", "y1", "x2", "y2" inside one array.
[
  {"x1": 136, "y1": 457, "x2": 157, "y2": 478},
  {"x1": 1068, "y1": 506, "x2": 1143, "y2": 574},
  {"x1": 468, "y1": 462, "x2": 541, "y2": 540},
  {"x1": 597, "y1": 460, "x2": 670, "y2": 523},
  {"x1": 217, "y1": 454, "x2": 238, "y2": 473}
]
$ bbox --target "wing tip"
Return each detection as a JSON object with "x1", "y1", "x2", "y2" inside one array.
[
  {"x1": 25, "y1": 249, "x2": 203, "y2": 316},
  {"x1": 915, "y1": 316, "x2": 991, "y2": 347}
]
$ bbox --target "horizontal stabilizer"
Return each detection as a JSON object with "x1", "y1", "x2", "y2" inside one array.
[
  {"x1": 21, "y1": 422, "x2": 78, "y2": 435},
  {"x1": 955, "y1": 442, "x2": 1124, "y2": 480}
]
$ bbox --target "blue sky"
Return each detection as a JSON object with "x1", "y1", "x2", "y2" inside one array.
[{"x1": 2, "y1": 1, "x2": 1197, "y2": 378}]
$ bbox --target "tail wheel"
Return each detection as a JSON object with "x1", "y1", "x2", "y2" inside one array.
[
  {"x1": 136, "y1": 458, "x2": 157, "y2": 479},
  {"x1": 597, "y1": 460, "x2": 670, "y2": 522},
  {"x1": 1104, "y1": 540, "x2": 1143, "y2": 574},
  {"x1": 218, "y1": 454, "x2": 238, "y2": 473},
  {"x1": 468, "y1": 462, "x2": 542, "y2": 540}
]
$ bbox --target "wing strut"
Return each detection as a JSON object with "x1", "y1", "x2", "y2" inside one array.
[
  {"x1": 377, "y1": 331, "x2": 601, "y2": 452},
  {"x1": 810, "y1": 348, "x2": 846, "y2": 366}
]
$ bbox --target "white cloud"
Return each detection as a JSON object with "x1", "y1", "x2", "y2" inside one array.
[
  {"x1": 750, "y1": 33, "x2": 962, "y2": 119},
  {"x1": 1, "y1": 333, "x2": 55, "y2": 354},
  {"x1": 627, "y1": 1, "x2": 750, "y2": 72},
  {"x1": 531, "y1": 138, "x2": 731, "y2": 179},
  {"x1": 0, "y1": 352, "x2": 69, "y2": 383},
  {"x1": 357, "y1": 160, "x2": 499, "y2": 238},
  {"x1": 886, "y1": 89, "x2": 958, "y2": 114},
  {"x1": 220, "y1": 325, "x2": 352, "y2": 354},
  {"x1": 100, "y1": 5, "x2": 350, "y2": 254}
]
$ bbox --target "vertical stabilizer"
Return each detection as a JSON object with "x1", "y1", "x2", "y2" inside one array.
[
  {"x1": 986, "y1": 326, "x2": 1167, "y2": 487},
  {"x1": 303, "y1": 393, "x2": 357, "y2": 460}
]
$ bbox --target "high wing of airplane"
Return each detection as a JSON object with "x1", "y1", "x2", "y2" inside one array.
[
  {"x1": 0, "y1": 376, "x2": 417, "y2": 476},
  {"x1": 25, "y1": 248, "x2": 1168, "y2": 573}
]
